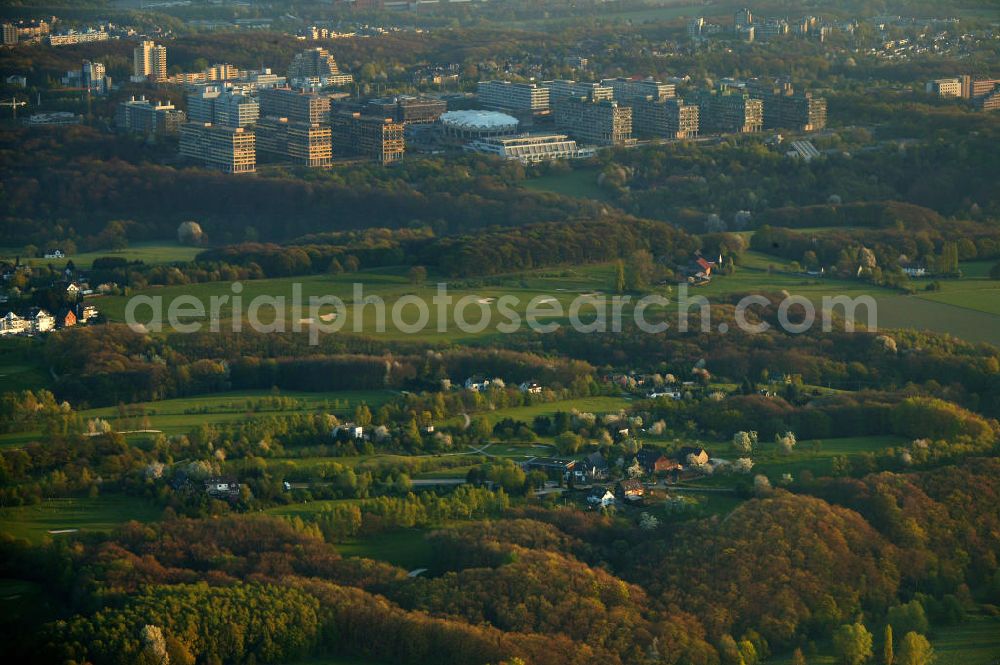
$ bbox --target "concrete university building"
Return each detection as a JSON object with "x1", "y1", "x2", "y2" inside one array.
[
  {"x1": 187, "y1": 85, "x2": 260, "y2": 128},
  {"x1": 632, "y1": 97, "x2": 700, "y2": 139},
  {"x1": 476, "y1": 81, "x2": 550, "y2": 115},
  {"x1": 331, "y1": 111, "x2": 405, "y2": 164},
  {"x1": 256, "y1": 117, "x2": 333, "y2": 168},
  {"x1": 694, "y1": 89, "x2": 763, "y2": 134},
  {"x1": 180, "y1": 123, "x2": 256, "y2": 174},
  {"x1": 552, "y1": 96, "x2": 634, "y2": 146},
  {"x1": 259, "y1": 87, "x2": 332, "y2": 125},
  {"x1": 116, "y1": 97, "x2": 187, "y2": 135}
]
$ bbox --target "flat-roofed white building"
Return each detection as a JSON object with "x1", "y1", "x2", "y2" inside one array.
[
  {"x1": 465, "y1": 133, "x2": 594, "y2": 163},
  {"x1": 476, "y1": 81, "x2": 550, "y2": 114}
]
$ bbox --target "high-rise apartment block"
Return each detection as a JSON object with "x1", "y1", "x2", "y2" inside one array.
[
  {"x1": 179, "y1": 123, "x2": 256, "y2": 174},
  {"x1": 695, "y1": 90, "x2": 763, "y2": 134},
  {"x1": 82, "y1": 60, "x2": 108, "y2": 94},
  {"x1": 133, "y1": 40, "x2": 167, "y2": 81},
  {"x1": 330, "y1": 111, "x2": 405, "y2": 164},
  {"x1": 632, "y1": 97, "x2": 700, "y2": 139},
  {"x1": 734, "y1": 7, "x2": 753, "y2": 31},
  {"x1": 259, "y1": 87, "x2": 331, "y2": 125},
  {"x1": 552, "y1": 96, "x2": 633, "y2": 146},
  {"x1": 256, "y1": 117, "x2": 333, "y2": 168},
  {"x1": 288, "y1": 47, "x2": 353, "y2": 87},
  {"x1": 476, "y1": 81, "x2": 550, "y2": 115},
  {"x1": 116, "y1": 97, "x2": 186, "y2": 135}
]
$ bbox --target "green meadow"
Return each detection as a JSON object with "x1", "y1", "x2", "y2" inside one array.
[
  {"x1": 4, "y1": 241, "x2": 202, "y2": 269},
  {"x1": 521, "y1": 168, "x2": 611, "y2": 201},
  {"x1": 750, "y1": 435, "x2": 908, "y2": 478},
  {"x1": 77, "y1": 389, "x2": 396, "y2": 436},
  {"x1": 770, "y1": 613, "x2": 1000, "y2": 664},
  {"x1": 0, "y1": 495, "x2": 161, "y2": 543}
]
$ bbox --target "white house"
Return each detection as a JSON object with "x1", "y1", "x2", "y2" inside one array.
[
  {"x1": 0, "y1": 312, "x2": 30, "y2": 336},
  {"x1": 66, "y1": 282, "x2": 82, "y2": 297},
  {"x1": 80, "y1": 304, "x2": 99, "y2": 322},
  {"x1": 587, "y1": 487, "x2": 616, "y2": 508},
  {"x1": 32, "y1": 309, "x2": 55, "y2": 333},
  {"x1": 464, "y1": 377, "x2": 498, "y2": 392},
  {"x1": 332, "y1": 423, "x2": 364, "y2": 440},
  {"x1": 44, "y1": 249, "x2": 65, "y2": 259},
  {"x1": 518, "y1": 381, "x2": 543, "y2": 394}
]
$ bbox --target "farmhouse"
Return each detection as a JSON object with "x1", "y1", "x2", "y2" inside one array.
[
  {"x1": 678, "y1": 446, "x2": 710, "y2": 466},
  {"x1": 636, "y1": 448, "x2": 682, "y2": 475}
]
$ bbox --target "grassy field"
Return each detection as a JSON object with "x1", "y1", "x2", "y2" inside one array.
[
  {"x1": 94, "y1": 268, "x2": 628, "y2": 342},
  {"x1": 0, "y1": 388, "x2": 398, "y2": 447},
  {"x1": 77, "y1": 389, "x2": 396, "y2": 436},
  {"x1": 0, "y1": 337, "x2": 50, "y2": 393},
  {"x1": 521, "y1": 168, "x2": 611, "y2": 201},
  {"x1": 769, "y1": 613, "x2": 1000, "y2": 664},
  {"x1": 446, "y1": 395, "x2": 633, "y2": 429},
  {"x1": 334, "y1": 529, "x2": 435, "y2": 570},
  {"x1": 3, "y1": 241, "x2": 202, "y2": 269},
  {"x1": 0, "y1": 495, "x2": 161, "y2": 543},
  {"x1": 914, "y1": 262, "x2": 1000, "y2": 317},
  {"x1": 751, "y1": 435, "x2": 907, "y2": 478}
]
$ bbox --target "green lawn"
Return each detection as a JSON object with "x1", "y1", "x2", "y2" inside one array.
[
  {"x1": 334, "y1": 529, "x2": 435, "y2": 570},
  {"x1": 521, "y1": 168, "x2": 611, "y2": 202},
  {"x1": 94, "y1": 268, "x2": 629, "y2": 342},
  {"x1": 451, "y1": 395, "x2": 632, "y2": 430},
  {"x1": 749, "y1": 435, "x2": 906, "y2": 479},
  {"x1": 0, "y1": 495, "x2": 162, "y2": 543},
  {"x1": 76, "y1": 389, "x2": 396, "y2": 436},
  {"x1": 5, "y1": 241, "x2": 202, "y2": 269}
]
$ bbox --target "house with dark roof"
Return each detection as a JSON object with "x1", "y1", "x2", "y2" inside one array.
[
  {"x1": 579, "y1": 451, "x2": 610, "y2": 481},
  {"x1": 587, "y1": 486, "x2": 615, "y2": 508},
  {"x1": 636, "y1": 448, "x2": 682, "y2": 476},
  {"x1": 615, "y1": 478, "x2": 645, "y2": 501}
]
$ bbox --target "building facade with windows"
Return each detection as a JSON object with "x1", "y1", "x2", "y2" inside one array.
[
  {"x1": 179, "y1": 123, "x2": 256, "y2": 173},
  {"x1": 256, "y1": 117, "x2": 332, "y2": 167},
  {"x1": 331, "y1": 111, "x2": 405, "y2": 164},
  {"x1": 552, "y1": 96, "x2": 633, "y2": 146}
]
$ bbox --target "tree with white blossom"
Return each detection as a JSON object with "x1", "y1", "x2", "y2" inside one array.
[{"x1": 733, "y1": 430, "x2": 758, "y2": 454}]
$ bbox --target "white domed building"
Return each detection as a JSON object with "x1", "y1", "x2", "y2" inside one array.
[{"x1": 437, "y1": 110, "x2": 519, "y2": 142}]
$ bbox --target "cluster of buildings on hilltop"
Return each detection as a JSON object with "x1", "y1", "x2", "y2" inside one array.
[
  {"x1": 0, "y1": 303, "x2": 98, "y2": 337},
  {"x1": 521, "y1": 444, "x2": 714, "y2": 508},
  {"x1": 473, "y1": 74, "x2": 826, "y2": 149},
  {"x1": 114, "y1": 45, "x2": 413, "y2": 173},
  {"x1": 688, "y1": 6, "x2": 843, "y2": 43},
  {"x1": 926, "y1": 75, "x2": 1000, "y2": 112},
  {"x1": 99, "y1": 38, "x2": 825, "y2": 171},
  {"x1": 3, "y1": 17, "x2": 143, "y2": 47}
]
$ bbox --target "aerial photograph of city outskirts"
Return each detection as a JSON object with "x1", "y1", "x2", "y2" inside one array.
[{"x1": 2, "y1": 0, "x2": 1000, "y2": 663}]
